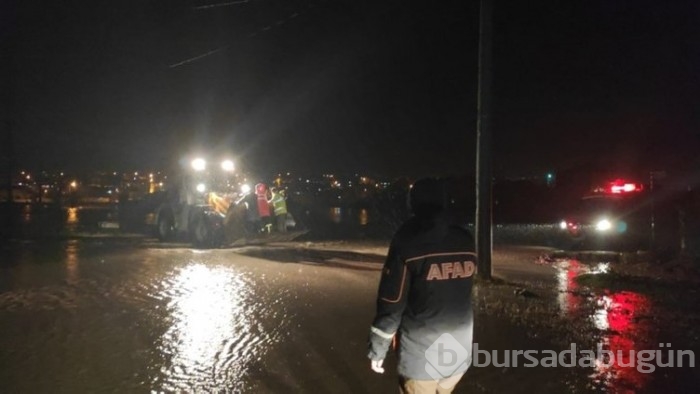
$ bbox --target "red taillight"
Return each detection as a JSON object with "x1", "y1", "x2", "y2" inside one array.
[{"x1": 564, "y1": 221, "x2": 580, "y2": 235}]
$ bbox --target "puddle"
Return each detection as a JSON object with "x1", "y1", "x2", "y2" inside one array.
[{"x1": 553, "y1": 258, "x2": 682, "y2": 392}]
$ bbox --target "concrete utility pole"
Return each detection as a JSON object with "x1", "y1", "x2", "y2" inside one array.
[{"x1": 475, "y1": 0, "x2": 493, "y2": 280}]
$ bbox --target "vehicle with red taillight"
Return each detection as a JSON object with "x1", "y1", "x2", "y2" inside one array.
[{"x1": 559, "y1": 179, "x2": 651, "y2": 251}]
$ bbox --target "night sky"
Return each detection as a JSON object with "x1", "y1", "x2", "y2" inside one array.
[{"x1": 2, "y1": 0, "x2": 699, "y2": 178}]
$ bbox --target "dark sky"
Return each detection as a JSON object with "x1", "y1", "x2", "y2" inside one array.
[{"x1": 2, "y1": 0, "x2": 699, "y2": 178}]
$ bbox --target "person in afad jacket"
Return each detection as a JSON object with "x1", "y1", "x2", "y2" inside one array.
[{"x1": 368, "y1": 178, "x2": 477, "y2": 394}]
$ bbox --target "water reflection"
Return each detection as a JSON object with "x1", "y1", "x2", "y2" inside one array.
[
  {"x1": 21, "y1": 204, "x2": 32, "y2": 224},
  {"x1": 66, "y1": 207, "x2": 79, "y2": 225},
  {"x1": 327, "y1": 207, "x2": 370, "y2": 225},
  {"x1": 555, "y1": 259, "x2": 655, "y2": 392},
  {"x1": 592, "y1": 292, "x2": 654, "y2": 391},
  {"x1": 155, "y1": 264, "x2": 259, "y2": 391},
  {"x1": 329, "y1": 207, "x2": 342, "y2": 224},
  {"x1": 359, "y1": 208, "x2": 369, "y2": 226},
  {"x1": 556, "y1": 259, "x2": 585, "y2": 315},
  {"x1": 65, "y1": 240, "x2": 79, "y2": 285}
]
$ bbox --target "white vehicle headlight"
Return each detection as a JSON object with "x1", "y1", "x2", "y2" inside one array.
[
  {"x1": 559, "y1": 220, "x2": 568, "y2": 230},
  {"x1": 196, "y1": 183, "x2": 206, "y2": 193},
  {"x1": 241, "y1": 184, "x2": 251, "y2": 194},
  {"x1": 221, "y1": 159, "x2": 234, "y2": 172},
  {"x1": 595, "y1": 219, "x2": 612, "y2": 232},
  {"x1": 191, "y1": 158, "x2": 206, "y2": 171}
]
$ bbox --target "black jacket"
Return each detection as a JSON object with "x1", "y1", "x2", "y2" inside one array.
[{"x1": 368, "y1": 214, "x2": 476, "y2": 379}]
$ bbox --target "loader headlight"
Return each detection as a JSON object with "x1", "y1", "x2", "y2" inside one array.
[
  {"x1": 221, "y1": 159, "x2": 235, "y2": 172},
  {"x1": 191, "y1": 158, "x2": 206, "y2": 171},
  {"x1": 196, "y1": 183, "x2": 206, "y2": 193}
]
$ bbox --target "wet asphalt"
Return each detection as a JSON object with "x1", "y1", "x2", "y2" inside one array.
[{"x1": 0, "y1": 238, "x2": 697, "y2": 393}]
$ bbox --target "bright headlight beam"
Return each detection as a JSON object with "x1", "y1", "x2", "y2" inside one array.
[
  {"x1": 595, "y1": 219, "x2": 612, "y2": 232},
  {"x1": 196, "y1": 183, "x2": 206, "y2": 193},
  {"x1": 191, "y1": 158, "x2": 206, "y2": 171},
  {"x1": 221, "y1": 160, "x2": 235, "y2": 172}
]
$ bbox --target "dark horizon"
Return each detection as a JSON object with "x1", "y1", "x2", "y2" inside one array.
[{"x1": 2, "y1": 0, "x2": 699, "y2": 179}]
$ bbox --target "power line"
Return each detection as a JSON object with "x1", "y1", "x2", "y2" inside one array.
[
  {"x1": 169, "y1": 2, "x2": 311, "y2": 68},
  {"x1": 193, "y1": 1, "x2": 250, "y2": 11},
  {"x1": 169, "y1": 46, "x2": 227, "y2": 68}
]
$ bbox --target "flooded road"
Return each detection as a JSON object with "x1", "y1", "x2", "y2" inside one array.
[
  {"x1": 0, "y1": 239, "x2": 696, "y2": 393},
  {"x1": 551, "y1": 258, "x2": 699, "y2": 393},
  {"x1": 0, "y1": 240, "x2": 294, "y2": 392}
]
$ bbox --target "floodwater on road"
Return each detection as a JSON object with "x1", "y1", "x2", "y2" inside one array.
[
  {"x1": 0, "y1": 239, "x2": 696, "y2": 393},
  {"x1": 0, "y1": 203, "x2": 572, "y2": 247},
  {"x1": 0, "y1": 239, "x2": 294, "y2": 392},
  {"x1": 551, "y1": 258, "x2": 699, "y2": 393}
]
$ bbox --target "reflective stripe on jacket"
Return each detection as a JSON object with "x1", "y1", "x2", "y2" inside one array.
[
  {"x1": 368, "y1": 215, "x2": 476, "y2": 380},
  {"x1": 270, "y1": 193, "x2": 287, "y2": 215}
]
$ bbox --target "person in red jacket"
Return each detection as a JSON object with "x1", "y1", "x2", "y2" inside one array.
[{"x1": 255, "y1": 183, "x2": 272, "y2": 233}]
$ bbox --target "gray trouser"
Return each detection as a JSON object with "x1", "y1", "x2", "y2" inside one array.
[{"x1": 398, "y1": 372, "x2": 464, "y2": 394}]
